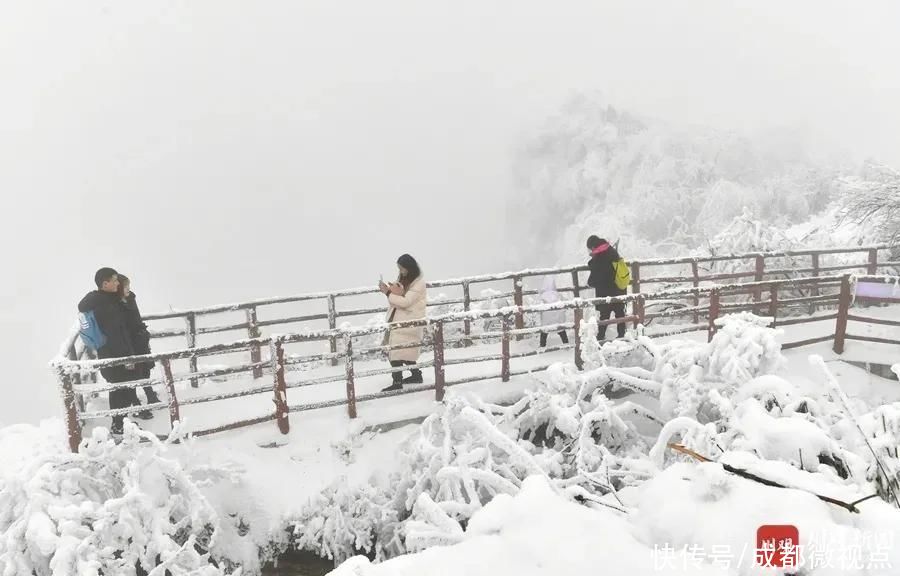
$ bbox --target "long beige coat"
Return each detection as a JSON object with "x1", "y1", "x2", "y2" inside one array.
[{"x1": 386, "y1": 276, "x2": 427, "y2": 362}]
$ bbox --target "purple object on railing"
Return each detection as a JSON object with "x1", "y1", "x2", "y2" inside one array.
[{"x1": 856, "y1": 281, "x2": 900, "y2": 299}]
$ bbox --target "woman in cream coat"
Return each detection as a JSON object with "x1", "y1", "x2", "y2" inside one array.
[{"x1": 379, "y1": 254, "x2": 427, "y2": 391}]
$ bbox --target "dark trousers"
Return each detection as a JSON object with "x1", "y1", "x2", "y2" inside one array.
[
  {"x1": 390, "y1": 360, "x2": 421, "y2": 383},
  {"x1": 143, "y1": 386, "x2": 159, "y2": 404},
  {"x1": 539, "y1": 330, "x2": 569, "y2": 347},
  {"x1": 137, "y1": 361, "x2": 159, "y2": 403},
  {"x1": 101, "y1": 366, "x2": 140, "y2": 429},
  {"x1": 597, "y1": 302, "x2": 627, "y2": 340}
]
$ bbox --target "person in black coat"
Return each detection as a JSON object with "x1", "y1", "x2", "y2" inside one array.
[
  {"x1": 586, "y1": 235, "x2": 627, "y2": 340},
  {"x1": 78, "y1": 267, "x2": 142, "y2": 433},
  {"x1": 118, "y1": 274, "x2": 160, "y2": 405}
]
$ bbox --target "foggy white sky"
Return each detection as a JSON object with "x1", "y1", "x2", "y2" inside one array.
[{"x1": 2, "y1": 0, "x2": 899, "y2": 425}]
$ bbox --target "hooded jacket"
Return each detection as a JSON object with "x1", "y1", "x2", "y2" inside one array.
[{"x1": 587, "y1": 241, "x2": 627, "y2": 297}]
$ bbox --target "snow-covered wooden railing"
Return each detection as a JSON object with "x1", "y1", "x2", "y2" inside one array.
[
  {"x1": 52, "y1": 271, "x2": 898, "y2": 452},
  {"x1": 57, "y1": 244, "x2": 897, "y2": 390},
  {"x1": 833, "y1": 275, "x2": 900, "y2": 354}
]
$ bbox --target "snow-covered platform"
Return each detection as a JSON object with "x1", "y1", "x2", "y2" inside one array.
[{"x1": 16, "y1": 317, "x2": 900, "y2": 575}]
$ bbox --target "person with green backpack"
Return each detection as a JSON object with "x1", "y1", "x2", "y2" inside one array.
[{"x1": 586, "y1": 235, "x2": 631, "y2": 340}]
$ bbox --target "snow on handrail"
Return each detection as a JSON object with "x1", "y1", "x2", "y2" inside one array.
[
  {"x1": 851, "y1": 274, "x2": 900, "y2": 284},
  {"x1": 55, "y1": 272, "x2": 897, "y2": 374},
  {"x1": 138, "y1": 244, "x2": 892, "y2": 320},
  {"x1": 56, "y1": 319, "x2": 82, "y2": 362}
]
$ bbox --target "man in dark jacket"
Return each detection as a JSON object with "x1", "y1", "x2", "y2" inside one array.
[
  {"x1": 78, "y1": 267, "x2": 141, "y2": 434},
  {"x1": 586, "y1": 235, "x2": 627, "y2": 340}
]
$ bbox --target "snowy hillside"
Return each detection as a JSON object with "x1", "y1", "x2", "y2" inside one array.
[{"x1": 510, "y1": 94, "x2": 899, "y2": 267}]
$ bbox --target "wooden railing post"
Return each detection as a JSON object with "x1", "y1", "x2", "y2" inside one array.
[
  {"x1": 833, "y1": 275, "x2": 852, "y2": 354},
  {"x1": 85, "y1": 350, "x2": 100, "y2": 384},
  {"x1": 501, "y1": 315, "x2": 511, "y2": 382},
  {"x1": 68, "y1": 346, "x2": 86, "y2": 413},
  {"x1": 755, "y1": 254, "x2": 765, "y2": 282},
  {"x1": 769, "y1": 283, "x2": 778, "y2": 327},
  {"x1": 810, "y1": 253, "x2": 820, "y2": 314},
  {"x1": 462, "y1": 281, "x2": 472, "y2": 347},
  {"x1": 185, "y1": 313, "x2": 198, "y2": 388},
  {"x1": 270, "y1": 338, "x2": 290, "y2": 434},
  {"x1": 68, "y1": 345, "x2": 81, "y2": 386},
  {"x1": 344, "y1": 334, "x2": 357, "y2": 418},
  {"x1": 868, "y1": 248, "x2": 879, "y2": 275},
  {"x1": 708, "y1": 290, "x2": 720, "y2": 343},
  {"x1": 571, "y1": 270, "x2": 581, "y2": 298},
  {"x1": 433, "y1": 321, "x2": 446, "y2": 402},
  {"x1": 574, "y1": 307, "x2": 583, "y2": 371},
  {"x1": 631, "y1": 262, "x2": 641, "y2": 294},
  {"x1": 513, "y1": 276, "x2": 524, "y2": 339},
  {"x1": 327, "y1": 295, "x2": 339, "y2": 366},
  {"x1": 634, "y1": 295, "x2": 645, "y2": 328},
  {"x1": 161, "y1": 358, "x2": 181, "y2": 428},
  {"x1": 246, "y1": 307, "x2": 263, "y2": 378},
  {"x1": 691, "y1": 261, "x2": 700, "y2": 324},
  {"x1": 56, "y1": 365, "x2": 82, "y2": 453},
  {"x1": 86, "y1": 347, "x2": 98, "y2": 383},
  {"x1": 753, "y1": 255, "x2": 765, "y2": 314}
]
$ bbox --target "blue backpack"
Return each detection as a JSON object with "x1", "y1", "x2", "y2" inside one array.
[{"x1": 79, "y1": 310, "x2": 107, "y2": 352}]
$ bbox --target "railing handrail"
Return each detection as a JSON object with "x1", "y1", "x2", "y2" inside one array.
[
  {"x1": 138, "y1": 244, "x2": 893, "y2": 321},
  {"x1": 53, "y1": 272, "x2": 887, "y2": 374},
  {"x1": 53, "y1": 268, "x2": 900, "y2": 453}
]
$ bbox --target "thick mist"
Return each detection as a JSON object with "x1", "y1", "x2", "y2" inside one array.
[{"x1": 2, "y1": 0, "x2": 899, "y2": 425}]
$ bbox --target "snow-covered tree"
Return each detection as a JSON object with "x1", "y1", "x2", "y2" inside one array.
[
  {"x1": 510, "y1": 93, "x2": 842, "y2": 266},
  {"x1": 289, "y1": 483, "x2": 401, "y2": 564},
  {"x1": 702, "y1": 208, "x2": 796, "y2": 259},
  {"x1": 290, "y1": 313, "x2": 900, "y2": 566},
  {"x1": 838, "y1": 163, "x2": 900, "y2": 247},
  {"x1": 0, "y1": 424, "x2": 232, "y2": 576}
]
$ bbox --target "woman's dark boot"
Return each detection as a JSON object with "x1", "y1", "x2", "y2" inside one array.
[
  {"x1": 402, "y1": 369, "x2": 423, "y2": 384},
  {"x1": 382, "y1": 362, "x2": 405, "y2": 392}
]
